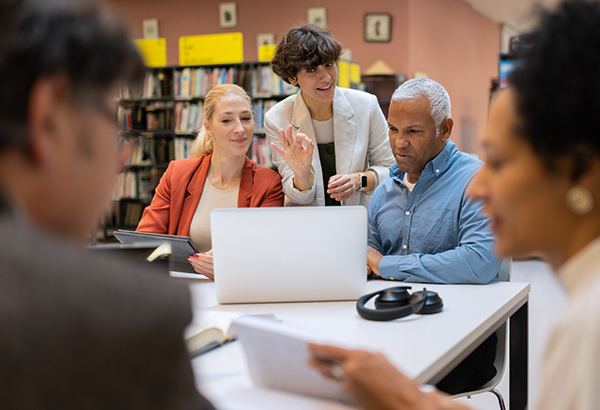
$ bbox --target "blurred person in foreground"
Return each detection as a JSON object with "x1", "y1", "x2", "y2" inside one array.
[
  {"x1": 308, "y1": 1, "x2": 600, "y2": 409},
  {"x1": 0, "y1": 0, "x2": 213, "y2": 407}
]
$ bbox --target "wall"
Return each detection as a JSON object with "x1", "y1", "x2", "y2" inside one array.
[
  {"x1": 408, "y1": 0, "x2": 500, "y2": 151},
  {"x1": 106, "y1": 0, "x2": 499, "y2": 153}
]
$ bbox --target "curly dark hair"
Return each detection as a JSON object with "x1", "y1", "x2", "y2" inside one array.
[
  {"x1": 271, "y1": 24, "x2": 342, "y2": 85},
  {"x1": 0, "y1": 0, "x2": 145, "y2": 151},
  {"x1": 510, "y1": 0, "x2": 600, "y2": 179}
]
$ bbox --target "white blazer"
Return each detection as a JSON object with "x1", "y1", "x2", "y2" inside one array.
[{"x1": 264, "y1": 87, "x2": 394, "y2": 207}]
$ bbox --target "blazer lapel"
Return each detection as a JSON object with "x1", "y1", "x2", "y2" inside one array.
[
  {"x1": 238, "y1": 157, "x2": 253, "y2": 207},
  {"x1": 290, "y1": 90, "x2": 317, "y2": 143},
  {"x1": 179, "y1": 155, "x2": 211, "y2": 236},
  {"x1": 290, "y1": 90, "x2": 323, "y2": 194},
  {"x1": 332, "y1": 88, "x2": 356, "y2": 175}
]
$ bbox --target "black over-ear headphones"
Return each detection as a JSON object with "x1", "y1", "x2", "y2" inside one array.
[{"x1": 356, "y1": 286, "x2": 444, "y2": 321}]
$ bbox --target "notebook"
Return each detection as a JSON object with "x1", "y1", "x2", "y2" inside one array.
[
  {"x1": 113, "y1": 230, "x2": 199, "y2": 274},
  {"x1": 89, "y1": 242, "x2": 170, "y2": 274},
  {"x1": 210, "y1": 206, "x2": 367, "y2": 304}
]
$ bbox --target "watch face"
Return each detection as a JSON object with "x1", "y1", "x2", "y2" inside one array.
[{"x1": 361, "y1": 174, "x2": 368, "y2": 188}]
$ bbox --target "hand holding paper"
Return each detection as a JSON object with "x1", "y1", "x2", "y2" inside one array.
[{"x1": 232, "y1": 316, "x2": 350, "y2": 403}]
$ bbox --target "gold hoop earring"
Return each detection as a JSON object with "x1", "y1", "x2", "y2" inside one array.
[{"x1": 566, "y1": 185, "x2": 594, "y2": 216}]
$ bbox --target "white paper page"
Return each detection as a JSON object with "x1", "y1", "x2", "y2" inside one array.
[
  {"x1": 232, "y1": 316, "x2": 350, "y2": 403},
  {"x1": 170, "y1": 271, "x2": 210, "y2": 280},
  {"x1": 184, "y1": 310, "x2": 246, "y2": 341},
  {"x1": 205, "y1": 386, "x2": 357, "y2": 410}
]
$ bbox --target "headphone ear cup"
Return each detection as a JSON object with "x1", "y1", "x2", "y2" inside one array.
[
  {"x1": 374, "y1": 286, "x2": 411, "y2": 309},
  {"x1": 413, "y1": 290, "x2": 444, "y2": 314}
]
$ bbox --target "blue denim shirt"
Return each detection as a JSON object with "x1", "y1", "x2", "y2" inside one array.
[{"x1": 368, "y1": 140, "x2": 500, "y2": 284}]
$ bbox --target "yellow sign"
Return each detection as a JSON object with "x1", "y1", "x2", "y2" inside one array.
[
  {"x1": 258, "y1": 44, "x2": 277, "y2": 62},
  {"x1": 350, "y1": 63, "x2": 361, "y2": 84},
  {"x1": 338, "y1": 61, "x2": 350, "y2": 88},
  {"x1": 134, "y1": 38, "x2": 167, "y2": 67},
  {"x1": 179, "y1": 33, "x2": 244, "y2": 66}
]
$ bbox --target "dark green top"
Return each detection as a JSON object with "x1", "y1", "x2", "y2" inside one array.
[{"x1": 317, "y1": 142, "x2": 340, "y2": 206}]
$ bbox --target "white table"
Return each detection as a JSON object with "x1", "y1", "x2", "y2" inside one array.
[{"x1": 190, "y1": 280, "x2": 529, "y2": 409}]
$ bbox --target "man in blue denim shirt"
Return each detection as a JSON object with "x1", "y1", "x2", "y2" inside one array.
[
  {"x1": 367, "y1": 78, "x2": 501, "y2": 284},
  {"x1": 366, "y1": 78, "x2": 501, "y2": 394}
]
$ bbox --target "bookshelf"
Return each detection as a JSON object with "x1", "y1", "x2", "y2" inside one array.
[
  {"x1": 361, "y1": 73, "x2": 406, "y2": 117},
  {"x1": 103, "y1": 62, "x2": 295, "y2": 241}
]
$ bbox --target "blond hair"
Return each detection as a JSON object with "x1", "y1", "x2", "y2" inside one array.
[{"x1": 191, "y1": 84, "x2": 253, "y2": 157}]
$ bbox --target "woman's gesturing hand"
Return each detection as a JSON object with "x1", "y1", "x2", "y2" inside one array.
[{"x1": 270, "y1": 124, "x2": 314, "y2": 191}]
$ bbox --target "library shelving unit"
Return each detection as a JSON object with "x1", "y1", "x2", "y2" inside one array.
[
  {"x1": 360, "y1": 73, "x2": 407, "y2": 117},
  {"x1": 102, "y1": 62, "x2": 295, "y2": 242}
]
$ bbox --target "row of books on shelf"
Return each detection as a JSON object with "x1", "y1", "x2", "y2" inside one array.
[
  {"x1": 175, "y1": 101, "x2": 204, "y2": 133},
  {"x1": 117, "y1": 64, "x2": 297, "y2": 101},
  {"x1": 174, "y1": 138, "x2": 194, "y2": 160},
  {"x1": 114, "y1": 168, "x2": 164, "y2": 202},
  {"x1": 123, "y1": 136, "x2": 173, "y2": 166},
  {"x1": 251, "y1": 65, "x2": 296, "y2": 97},
  {"x1": 175, "y1": 67, "x2": 237, "y2": 98},
  {"x1": 118, "y1": 70, "x2": 172, "y2": 100},
  {"x1": 250, "y1": 136, "x2": 273, "y2": 168},
  {"x1": 109, "y1": 199, "x2": 146, "y2": 228},
  {"x1": 253, "y1": 100, "x2": 277, "y2": 133},
  {"x1": 173, "y1": 65, "x2": 296, "y2": 99},
  {"x1": 118, "y1": 102, "x2": 174, "y2": 132}
]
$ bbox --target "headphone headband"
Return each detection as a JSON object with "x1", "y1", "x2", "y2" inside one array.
[{"x1": 356, "y1": 286, "x2": 443, "y2": 321}]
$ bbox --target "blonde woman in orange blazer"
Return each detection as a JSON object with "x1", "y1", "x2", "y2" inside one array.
[{"x1": 137, "y1": 84, "x2": 283, "y2": 278}]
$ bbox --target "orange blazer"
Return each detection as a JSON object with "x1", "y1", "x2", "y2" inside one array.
[{"x1": 136, "y1": 154, "x2": 284, "y2": 236}]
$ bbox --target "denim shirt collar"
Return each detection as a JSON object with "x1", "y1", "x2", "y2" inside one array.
[{"x1": 390, "y1": 140, "x2": 457, "y2": 185}]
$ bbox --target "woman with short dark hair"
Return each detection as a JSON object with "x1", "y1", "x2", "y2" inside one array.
[{"x1": 265, "y1": 24, "x2": 394, "y2": 207}]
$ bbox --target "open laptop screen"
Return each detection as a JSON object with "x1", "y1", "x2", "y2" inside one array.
[{"x1": 211, "y1": 206, "x2": 367, "y2": 304}]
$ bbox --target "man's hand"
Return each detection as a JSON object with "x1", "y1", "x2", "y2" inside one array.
[{"x1": 367, "y1": 246, "x2": 383, "y2": 278}]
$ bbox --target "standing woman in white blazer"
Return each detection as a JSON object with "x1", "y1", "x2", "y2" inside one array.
[{"x1": 264, "y1": 24, "x2": 395, "y2": 207}]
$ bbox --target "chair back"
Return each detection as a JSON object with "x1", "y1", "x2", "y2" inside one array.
[
  {"x1": 497, "y1": 258, "x2": 512, "y2": 282},
  {"x1": 451, "y1": 257, "x2": 513, "y2": 409}
]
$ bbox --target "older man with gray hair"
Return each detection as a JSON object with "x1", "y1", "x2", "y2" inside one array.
[
  {"x1": 366, "y1": 78, "x2": 500, "y2": 394},
  {"x1": 367, "y1": 78, "x2": 499, "y2": 284}
]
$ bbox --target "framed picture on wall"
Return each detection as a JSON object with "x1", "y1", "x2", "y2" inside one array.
[
  {"x1": 219, "y1": 2, "x2": 237, "y2": 28},
  {"x1": 308, "y1": 7, "x2": 327, "y2": 27},
  {"x1": 364, "y1": 13, "x2": 392, "y2": 42}
]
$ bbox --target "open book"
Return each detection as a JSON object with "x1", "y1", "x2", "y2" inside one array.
[{"x1": 184, "y1": 310, "x2": 275, "y2": 355}]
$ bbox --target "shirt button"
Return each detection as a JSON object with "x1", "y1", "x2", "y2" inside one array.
[
  {"x1": 405, "y1": 211, "x2": 410, "y2": 216},
  {"x1": 402, "y1": 244, "x2": 407, "y2": 250},
  {"x1": 389, "y1": 277, "x2": 395, "y2": 280},
  {"x1": 436, "y1": 169, "x2": 440, "y2": 173},
  {"x1": 326, "y1": 147, "x2": 334, "y2": 155}
]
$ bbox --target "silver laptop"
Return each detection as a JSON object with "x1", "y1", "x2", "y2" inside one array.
[{"x1": 211, "y1": 206, "x2": 367, "y2": 304}]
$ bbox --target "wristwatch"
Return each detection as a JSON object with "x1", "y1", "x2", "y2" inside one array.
[{"x1": 358, "y1": 172, "x2": 368, "y2": 191}]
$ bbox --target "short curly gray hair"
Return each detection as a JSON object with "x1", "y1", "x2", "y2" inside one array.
[{"x1": 391, "y1": 78, "x2": 451, "y2": 137}]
